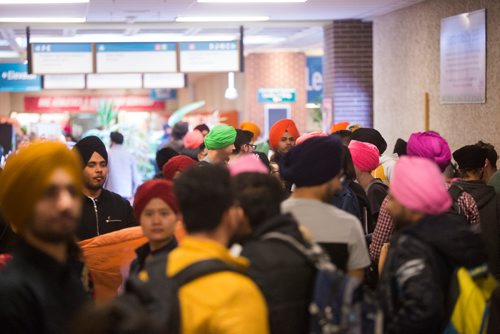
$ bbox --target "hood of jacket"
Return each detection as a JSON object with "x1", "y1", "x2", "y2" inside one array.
[{"x1": 453, "y1": 180, "x2": 496, "y2": 210}]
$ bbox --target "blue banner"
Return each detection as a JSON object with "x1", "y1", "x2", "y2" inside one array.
[
  {"x1": 32, "y1": 43, "x2": 92, "y2": 53},
  {"x1": 306, "y1": 56, "x2": 323, "y2": 103},
  {"x1": 179, "y1": 41, "x2": 238, "y2": 51},
  {"x1": 150, "y1": 89, "x2": 177, "y2": 101},
  {"x1": 96, "y1": 42, "x2": 176, "y2": 52},
  {"x1": 0, "y1": 63, "x2": 41, "y2": 92}
]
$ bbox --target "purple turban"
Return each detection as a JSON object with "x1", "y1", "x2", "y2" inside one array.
[{"x1": 407, "y1": 131, "x2": 451, "y2": 172}]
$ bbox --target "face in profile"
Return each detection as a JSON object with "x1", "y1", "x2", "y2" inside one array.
[
  {"x1": 386, "y1": 195, "x2": 414, "y2": 231},
  {"x1": 82, "y1": 152, "x2": 108, "y2": 191},
  {"x1": 30, "y1": 168, "x2": 82, "y2": 243},
  {"x1": 140, "y1": 198, "x2": 178, "y2": 249}
]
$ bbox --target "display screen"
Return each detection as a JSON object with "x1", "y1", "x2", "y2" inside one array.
[
  {"x1": 86, "y1": 74, "x2": 142, "y2": 89},
  {"x1": 179, "y1": 41, "x2": 240, "y2": 73},
  {"x1": 96, "y1": 42, "x2": 177, "y2": 73},
  {"x1": 31, "y1": 43, "x2": 93, "y2": 74}
]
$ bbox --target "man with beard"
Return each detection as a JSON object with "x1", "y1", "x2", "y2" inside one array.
[
  {"x1": 377, "y1": 156, "x2": 486, "y2": 334},
  {"x1": 0, "y1": 141, "x2": 90, "y2": 333},
  {"x1": 73, "y1": 136, "x2": 136, "y2": 240},
  {"x1": 280, "y1": 136, "x2": 370, "y2": 280},
  {"x1": 269, "y1": 119, "x2": 299, "y2": 164}
]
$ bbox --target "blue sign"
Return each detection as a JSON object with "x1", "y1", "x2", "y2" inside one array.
[
  {"x1": 32, "y1": 43, "x2": 92, "y2": 53},
  {"x1": 306, "y1": 57, "x2": 323, "y2": 103},
  {"x1": 0, "y1": 63, "x2": 41, "y2": 92},
  {"x1": 179, "y1": 41, "x2": 238, "y2": 51},
  {"x1": 96, "y1": 42, "x2": 176, "y2": 53},
  {"x1": 150, "y1": 89, "x2": 177, "y2": 101},
  {"x1": 258, "y1": 88, "x2": 296, "y2": 103}
]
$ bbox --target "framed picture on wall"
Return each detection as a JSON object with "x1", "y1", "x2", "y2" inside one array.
[{"x1": 264, "y1": 104, "x2": 291, "y2": 139}]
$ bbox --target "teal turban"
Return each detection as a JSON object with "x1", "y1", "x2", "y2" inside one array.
[{"x1": 204, "y1": 124, "x2": 237, "y2": 150}]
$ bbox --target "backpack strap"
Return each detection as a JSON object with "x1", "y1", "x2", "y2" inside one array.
[
  {"x1": 448, "y1": 183, "x2": 466, "y2": 215},
  {"x1": 172, "y1": 259, "x2": 246, "y2": 287},
  {"x1": 261, "y1": 232, "x2": 336, "y2": 272},
  {"x1": 144, "y1": 254, "x2": 169, "y2": 283}
]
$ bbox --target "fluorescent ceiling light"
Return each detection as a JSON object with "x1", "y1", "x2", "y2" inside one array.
[
  {"x1": 176, "y1": 16, "x2": 269, "y2": 22},
  {"x1": 24, "y1": 34, "x2": 237, "y2": 44},
  {"x1": 0, "y1": 51, "x2": 20, "y2": 58},
  {"x1": 0, "y1": 17, "x2": 86, "y2": 23},
  {"x1": 0, "y1": 0, "x2": 88, "y2": 3},
  {"x1": 198, "y1": 0, "x2": 306, "y2": 2}
]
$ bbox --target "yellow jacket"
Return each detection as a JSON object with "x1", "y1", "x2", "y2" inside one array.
[{"x1": 166, "y1": 236, "x2": 269, "y2": 334}]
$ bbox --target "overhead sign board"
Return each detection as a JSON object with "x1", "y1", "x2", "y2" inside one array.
[
  {"x1": 96, "y1": 42, "x2": 177, "y2": 73},
  {"x1": 87, "y1": 74, "x2": 143, "y2": 89},
  {"x1": 0, "y1": 63, "x2": 41, "y2": 92},
  {"x1": 258, "y1": 88, "x2": 296, "y2": 103},
  {"x1": 31, "y1": 43, "x2": 93, "y2": 74},
  {"x1": 143, "y1": 73, "x2": 185, "y2": 89},
  {"x1": 43, "y1": 74, "x2": 86, "y2": 90},
  {"x1": 179, "y1": 41, "x2": 240, "y2": 73}
]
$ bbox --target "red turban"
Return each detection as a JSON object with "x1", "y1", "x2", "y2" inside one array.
[
  {"x1": 133, "y1": 179, "x2": 179, "y2": 220},
  {"x1": 269, "y1": 119, "x2": 299, "y2": 150},
  {"x1": 162, "y1": 155, "x2": 197, "y2": 181},
  {"x1": 349, "y1": 140, "x2": 380, "y2": 172}
]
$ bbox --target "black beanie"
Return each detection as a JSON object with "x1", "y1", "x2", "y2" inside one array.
[
  {"x1": 393, "y1": 138, "x2": 407, "y2": 156},
  {"x1": 155, "y1": 147, "x2": 179, "y2": 170},
  {"x1": 351, "y1": 128, "x2": 387, "y2": 155},
  {"x1": 73, "y1": 136, "x2": 108, "y2": 166},
  {"x1": 453, "y1": 145, "x2": 487, "y2": 170},
  {"x1": 280, "y1": 136, "x2": 344, "y2": 187}
]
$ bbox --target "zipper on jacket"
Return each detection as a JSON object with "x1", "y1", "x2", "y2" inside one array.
[
  {"x1": 106, "y1": 217, "x2": 122, "y2": 223},
  {"x1": 89, "y1": 197, "x2": 100, "y2": 236}
]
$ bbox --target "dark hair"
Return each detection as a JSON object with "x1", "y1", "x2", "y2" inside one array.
[
  {"x1": 393, "y1": 138, "x2": 407, "y2": 156},
  {"x1": 477, "y1": 141, "x2": 498, "y2": 169},
  {"x1": 343, "y1": 147, "x2": 356, "y2": 181},
  {"x1": 233, "y1": 130, "x2": 253, "y2": 154},
  {"x1": 194, "y1": 124, "x2": 210, "y2": 133},
  {"x1": 232, "y1": 173, "x2": 285, "y2": 228},
  {"x1": 110, "y1": 132, "x2": 124, "y2": 145},
  {"x1": 174, "y1": 165, "x2": 233, "y2": 233},
  {"x1": 155, "y1": 147, "x2": 179, "y2": 170}
]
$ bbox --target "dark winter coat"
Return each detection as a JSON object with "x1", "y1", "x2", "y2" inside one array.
[
  {"x1": 241, "y1": 214, "x2": 316, "y2": 334},
  {"x1": 129, "y1": 238, "x2": 178, "y2": 276}
]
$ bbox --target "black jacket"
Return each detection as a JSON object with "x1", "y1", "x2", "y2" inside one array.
[
  {"x1": 453, "y1": 180, "x2": 500, "y2": 278},
  {"x1": 77, "y1": 189, "x2": 137, "y2": 240},
  {"x1": 0, "y1": 240, "x2": 90, "y2": 334},
  {"x1": 241, "y1": 214, "x2": 316, "y2": 334},
  {"x1": 377, "y1": 214, "x2": 486, "y2": 334},
  {"x1": 129, "y1": 238, "x2": 178, "y2": 276}
]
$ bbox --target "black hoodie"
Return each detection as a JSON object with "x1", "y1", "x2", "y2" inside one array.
[
  {"x1": 378, "y1": 214, "x2": 486, "y2": 334},
  {"x1": 453, "y1": 180, "x2": 500, "y2": 278}
]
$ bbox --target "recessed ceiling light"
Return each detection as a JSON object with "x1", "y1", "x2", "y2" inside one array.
[
  {"x1": 0, "y1": 0, "x2": 89, "y2": 3},
  {"x1": 176, "y1": 16, "x2": 269, "y2": 22},
  {"x1": 0, "y1": 17, "x2": 86, "y2": 23},
  {"x1": 198, "y1": 0, "x2": 306, "y2": 2}
]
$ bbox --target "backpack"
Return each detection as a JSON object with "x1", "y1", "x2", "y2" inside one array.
[
  {"x1": 448, "y1": 183, "x2": 466, "y2": 216},
  {"x1": 116, "y1": 255, "x2": 245, "y2": 334},
  {"x1": 261, "y1": 232, "x2": 383, "y2": 334},
  {"x1": 444, "y1": 265, "x2": 497, "y2": 334}
]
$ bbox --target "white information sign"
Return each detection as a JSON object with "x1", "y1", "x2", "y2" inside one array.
[
  {"x1": 143, "y1": 73, "x2": 185, "y2": 89},
  {"x1": 43, "y1": 74, "x2": 86, "y2": 89},
  {"x1": 31, "y1": 43, "x2": 93, "y2": 74},
  {"x1": 87, "y1": 74, "x2": 142, "y2": 89},
  {"x1": 179, "y1": 41, "x2": 240, "y2": 73}
]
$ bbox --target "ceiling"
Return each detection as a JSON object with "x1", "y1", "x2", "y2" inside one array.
[{"x1": 0, "y1": 0, "x2": 424, "y2": 60}]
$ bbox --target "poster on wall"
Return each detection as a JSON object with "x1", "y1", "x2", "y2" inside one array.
[
  {"x1": 440, "y1": 9, "x2": 486, "y2": 104},
  {"x1": 306, "y1": 57, "x2": 323, "y2": 103},
  {"x1": 0, "y1": 63, "x2": 41, "y2": 92}
]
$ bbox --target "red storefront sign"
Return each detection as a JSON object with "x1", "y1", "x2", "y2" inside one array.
[{"x1": 24, "y1": 95, "x2": 166, "y2": 113}]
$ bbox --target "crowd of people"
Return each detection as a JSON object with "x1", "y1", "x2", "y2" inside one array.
[{"x1": 1, "y1": 119, "x2": 500, "y2": 334}]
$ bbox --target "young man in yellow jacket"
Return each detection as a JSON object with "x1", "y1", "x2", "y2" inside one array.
[{"x1": 171, "y1": 164, "x2": 269, "y2": 334}]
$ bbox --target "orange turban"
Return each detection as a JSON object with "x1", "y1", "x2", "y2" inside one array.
[
  {"x1": 240, "y1": 122, "x2": 261, "y2": 142},
  {"x1": 0, "y1": 141, "x2": 83, "y2": 233},
  {"x1": 269, "y1": 119, "x2": 299, "y2": 150},
  {"x1": 330, "y1": 122, "x2": 350, "y2": 134}
]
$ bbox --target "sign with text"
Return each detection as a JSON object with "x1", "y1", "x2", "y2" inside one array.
[
  {"x1": 87, "y1": 74, "x2": 142, "y2": 89},
  {"x1": 143, "y1": 73, "x2": 185, "y2": 89},
  {"x1": 258, "y1": 88, "x2": 296, "y2": 103},
  {"x1": 179, "y1": 41, "x2": 240, "y2": 73},
  {"x1": 24, "y1": 95, "x2": 165, "y2": 113},
  {"x1": 0, "y1": 63, "x2": 41, "y2": 92},
  {"x1": 31, "y1": 43, "x2": 93, "y2": 74},
  {"x1": 306, "y1": 56, "x2": 323, "y2": 103},
  {"x1": 440, "y1": 9, "x2": 486, "y2": 104},
  {"x1": 43, "y1": 74, "x2": 85, "y2": 90},
  {"x1": 96, "y1": 43, "x2": 177, "y2": 73},
  {"x1": 150, "y1": 89, "x2": 177, "y2": 101}
]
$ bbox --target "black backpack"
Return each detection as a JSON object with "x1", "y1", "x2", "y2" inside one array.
[
  {"x1": 261, "y1": 232, "x2": 383, "y2": 334},
  {"x1": 115, "y1": 255, "x2": 245, "y2": 333}
]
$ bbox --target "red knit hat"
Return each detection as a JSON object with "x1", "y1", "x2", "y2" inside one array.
[
  {"x1": 269, "y1": 119, "x2": 299, "y2": 150},
  {"x1": 133, "y1": 179, "x2": 179, "y2": 219},
  {"x1": 162, "y1": 155, "x2": 197, "y2": 181}
]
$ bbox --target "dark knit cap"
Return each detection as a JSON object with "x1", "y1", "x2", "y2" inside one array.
[
  {"x1": 393, "y1": 138, "x2": 407, "y2": 156},
  {"x1": 171, "y1": 122, "x2": 189, "y2": 140},
  {"x1": 280, "y1": 136, "x2": 344, "y2": 187},
  {"x1": 351, "y1": 128, "x2": 387, "y2": 155},
  {"x1": 234, "y1": 129, "x2": 254, "y2": 152},
  {"x1": 453, "y1": 145, "x2": 488, "y2": 170},
  {"x1": 110, "y1": 131, "x2": 124, "y2": 144},
  {"x1": 156, "y1": 147, "x2": 179, "y2": 170},
  {"x1": 73, "y1": 136, "x2": 108, "y2": 166},
  {"x1": 133, "y1": 179, "x2": 179, "y2": 220},
  {"x1": 194, "y1": 124, "x2": 210, "y2": 133}
]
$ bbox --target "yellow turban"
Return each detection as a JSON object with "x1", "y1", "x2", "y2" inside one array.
[
  {"x1": 240, "y1": 122, "x2": 261, "y2": 142},
  {"x1": 0, "y1": 141, "x2": 83, "y2": 233}
]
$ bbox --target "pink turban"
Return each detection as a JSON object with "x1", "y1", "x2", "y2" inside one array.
[
  {"x1": 348, "y1": 140, "x2": 380, "y2": 172},
  {"x1": 391, "y1": 156, "x2": 451, "y2": 215},
  {"x1": 228, "y1": 154, "x2": 268, "y2": 176},
  {"x1": 296, "y1": 131, "x2": 327, "y2": 145},
  {"x1": 407, "y1": 131, "x2": 451, "y2": 171},
  {"x1": 184, "y1": 130, "x2": 204, "y2": 149}
]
